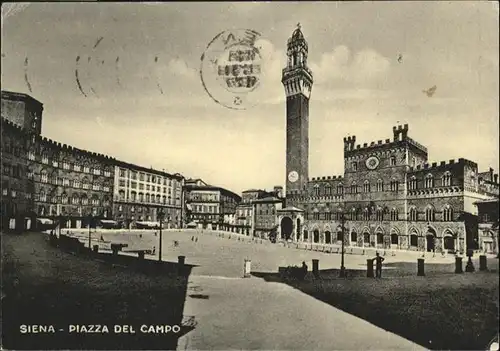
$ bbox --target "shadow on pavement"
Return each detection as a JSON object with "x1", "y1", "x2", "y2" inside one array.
[
  {"x1": 2, "y1": 232, "x2": 197, "y2": 350},
  {"x1": 252, "y1": 258, "x2": 499, "y2": 350}
]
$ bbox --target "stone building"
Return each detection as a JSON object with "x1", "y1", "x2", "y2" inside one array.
[
  {"x1": 1, "y1": 118, "x2": 33, "y2": 231},
  {"x1": 1, "y1": 90, "x2": 44, "y2": 135},
  {"x1": 278, "y1": 25, "x2": 499, "y2": 254},
  {"x1": 112, "y1": 161, "x2": 184, "y2": 229},
  {"x1": 475, "y1": 198, "x2": 499, "y2": 255},
  {"x1": 184, "y1": 180, "x2": 241, "y2": 229},
  {"x1": 253, "y1": 196, "x2": 284, "y2": 238},
  {"x1": 1, "y1": 90, "x2": 188, "y2": 232},
  {"x1": 29, "y1": 134, "x2": 115, "y2": 229}
]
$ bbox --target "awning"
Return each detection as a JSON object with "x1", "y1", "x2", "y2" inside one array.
[
  {"x1": 37, "y1": 218, "x2": 53, "y2": 225},
  {"x1": 136, "y1": 221, "x2": 160, "y2": 227},
  {"x1": 100, "y1": 219, "x2": 118, "y2": 224}
]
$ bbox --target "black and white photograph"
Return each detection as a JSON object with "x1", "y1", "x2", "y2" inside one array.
[{"x1": 1, "y1": 2, "x2": 499, "y2": 350}]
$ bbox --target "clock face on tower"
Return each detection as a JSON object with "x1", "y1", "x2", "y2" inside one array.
[
  {"x1": 365, "y1": 156, "x2": 380, "y2": 170},
  {"x1": 288, "y1": 171, "x2": 299, "y2": 183}
]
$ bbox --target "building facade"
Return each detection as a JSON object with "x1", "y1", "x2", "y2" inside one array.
[
  {"x1": 1, "y1": 90, "x2": 44, "y2": 135},
  {"x1": 184, "y1": 180, "x2": 241, "y2": 229},
  {"x1": 253, "y1": 196, "x2": 284, "y2": 238},
  {"x1": 475, "y1": 199, "x2": 499, "y2": 255},
  {"x1": 112, "y1": 162, "x2": 184, "y2": 229},
  {"x1": 278, "y1": 26, "x2": 499, "y2": 254},
  {"x1": 1, "y1": 118, "x2": 33, "y2": 231},
  {"x1": 30, "y1": 135, "x2": 115, "y2": 229},
  {"x1": 1, "y1": 90, "x2": 187, "y2": 232},
  {"x1": 1, "y1": 116, "x2": 115, "y2": 231}
]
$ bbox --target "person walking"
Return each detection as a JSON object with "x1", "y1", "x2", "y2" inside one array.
[{"x1": 372, "y1": 252, "x2": 385, "y2": 278}]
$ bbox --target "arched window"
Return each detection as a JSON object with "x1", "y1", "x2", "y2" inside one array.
[
  {"x1": 409, "y1": 207, "x2": 418, "y2": 221},
  {"x1": 303, "y1": 230, "x2": 308, "y2": 241},
  {"x1": 325, "y1": 231, "x2": 331, "y2": 244},
  {"x1": 391, "y1": 233, "x2": 398, "y2": 245},
  {"x1": 363, "y1": 232, "x2": 370, "y2": 244},
  {"x1": 390, "y1": 178, "x2": 399, "y2": 191},
  {"x1": 325, "y1": 184, "x2": 332, "y2": 196},
  {"x1": 313, "y1": 230, "x2": 320, "y2": 243},
  {"x1": 314, "y1": 185, "x2": 320, "y2": 196},
  {"x1": 39, "y1": 191, "x2": 47, "y2": 202},
  {"x1": 337, "y1": 230, "x2": 344, "y2": 242},
  {"x1": 410, "y1": 234, "x2": 418, "y2": 246},
  {"x1": 408, "y1": 176, "x2": 417, "y2": 190},
  {"x1": 351, "y1": 231, "x2": 357, "y2": 242},
  {"x1": 61, "y1": 193, "x2": 68, "y2": 204},
  {"x1": 71, "y1": 194, "x2": 79, "y2": 204},
  {"x1": 390, "y1": 208, "x2": 398, "y2": 221},
  {"x1": 310, "y1": 208, "x2": 318, "y2": 220},
  {"x1": 376, "y1": 208, "x2": 384, "y2": 221},
  {"x1": 442, "y1": 172, "x2": 452, "y2": 187},
  {"x1": 376, "y1": 232, "x2": 383, "y2": 244},
  {"x1": 443, "y1": 205, "x2": 453, "y2": 222},
  {"x1": 425, "y1": 174, "x2": 434, "y2": 188},
  {"x1": 131, "y1": 191, "x2": 137, "y2": 202},
  {"x1": 41, "y1": 152, "x2": 49, "y2": 164},
  {"x1": 145, "y1": 194, "x2": 150, "y2": 202},
  {"x1": 351, "y1": 182, "x2": 357, "y2": 194},
  {"x1": 40, "y1": 170, "x2": 48, "y2": 183},
  {"x1": 376, "y1": 179, "x2": 384, "y2": 192},
  {"x1": 363, "y1": 180, "x2": 370, "y2": 193},
  {"x1": 337, "y1": 184, "x2": 344, "y2": 195},
  {"x1": 325, "y1": 209, "x2": 332, "y2": 220},
  {"x1": 363, "y1": 208, "x2": 369, "y2": 221},
  {"x1": 425, "y1": 205, "x2": 435, "y2": 222}
]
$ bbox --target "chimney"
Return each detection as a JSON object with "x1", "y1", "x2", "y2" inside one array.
[{"x1": 494, "y1": 174, "x2": 498, "y2": 184}]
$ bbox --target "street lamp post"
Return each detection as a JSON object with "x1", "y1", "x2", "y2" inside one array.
[
  {"x1": 339, "y1": 211, "x2": 346, "y2": 278},
  {"x1": 158, "y1": 208, "x2": 165, "y2": 262},
  {"x1": 88, "y1": 214, "x2": 93, "y2": 250},
  {"x1": 58, "y1": 214, "x2": 63, "y2": 237}
]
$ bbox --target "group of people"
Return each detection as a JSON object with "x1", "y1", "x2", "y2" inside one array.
[{"x1": 298, "y1": 252, "x2": 386, "y2": 278}]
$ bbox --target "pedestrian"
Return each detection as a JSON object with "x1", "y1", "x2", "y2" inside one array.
[
  {"x1": 301, "y1": 261, "x2": 308, "y2": 279},
  {"x1": 372, "y1": 252, "x2": 385, "y2": 278}
]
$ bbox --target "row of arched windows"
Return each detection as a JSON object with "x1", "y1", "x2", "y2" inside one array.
[
  {"x1": 408, "y1": 205, "x2": 454, "y2": 222},
  {"x1": 38, "y1": 171, "x2": 110, "y2": 192},
  {"x1": 36, "y1": 192, "x2": 110, "y2": 206},
  {"x1": 407, "y1": 172, "x2": 452, "y2": 190},
  {"x1": 310, "y1": 172, "x2": 454, "y2": 196},
  {"x1": 28, "y1": 150, "x2": 112, "y2": 177},
  {"x1": 306, "y1": 205, "x2": 454, "y2": 222}
]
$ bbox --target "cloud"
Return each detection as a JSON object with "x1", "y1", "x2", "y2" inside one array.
[{"x1": 310, "y1": 46, "x2": 391, "y2": 85}]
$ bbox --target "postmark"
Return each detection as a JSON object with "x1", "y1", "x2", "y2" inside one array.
[{"x1": 200, "y1": 29, "x2": 263, "y2": 110}]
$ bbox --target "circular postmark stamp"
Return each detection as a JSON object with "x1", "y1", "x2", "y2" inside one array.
[{"x1": 200, "y1": 29, "x2": 263, "y2": 110}]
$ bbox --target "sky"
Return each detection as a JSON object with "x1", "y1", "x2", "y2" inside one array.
[{"x1": 1, "y1": 2, "x2": 499, "y2": 194}]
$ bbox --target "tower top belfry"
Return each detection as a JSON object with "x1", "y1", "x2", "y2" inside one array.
[{"x1": 282, "y1": 24, "x2": 313, "y2": 99}]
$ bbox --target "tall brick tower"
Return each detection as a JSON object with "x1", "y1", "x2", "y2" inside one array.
[{"x1": 282, "y1": 24, "x2": 313, "y2": 195}]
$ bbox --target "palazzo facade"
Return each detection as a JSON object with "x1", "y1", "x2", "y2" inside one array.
[{"x1": 278, "y1": 25, "x2": 499, "y2": 254}]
